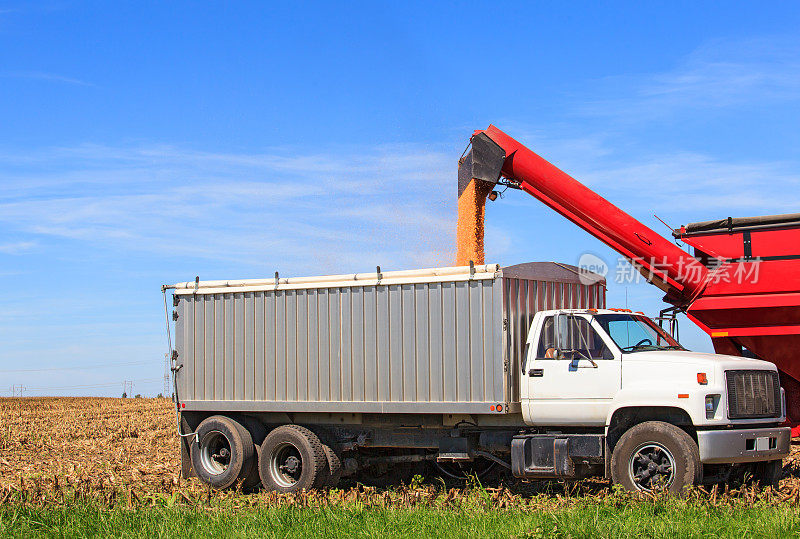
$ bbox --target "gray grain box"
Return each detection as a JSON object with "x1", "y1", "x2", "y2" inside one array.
[{"x1": 171, "y1": 262, "x2": 605, "y2": 415}]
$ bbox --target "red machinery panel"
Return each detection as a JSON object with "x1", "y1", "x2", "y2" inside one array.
[{"x1": 460, "y1": 126, "x2": 800, "y2": 432}]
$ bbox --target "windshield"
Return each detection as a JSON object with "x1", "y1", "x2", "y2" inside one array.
[{"x1": 594, "y1": 314, "x2": 684, "y2": 353}]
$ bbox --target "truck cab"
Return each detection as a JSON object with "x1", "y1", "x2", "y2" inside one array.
[{"x1": 516, "y1": 308, "x2": 790, "y2": 491}]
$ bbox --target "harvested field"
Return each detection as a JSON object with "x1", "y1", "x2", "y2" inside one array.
[
  {"x1": 0, "y1": 397, "x2": 177, "y2": 493},
  {"x1": 2, "y1": 397, "x2": 800, "y2": 511}
]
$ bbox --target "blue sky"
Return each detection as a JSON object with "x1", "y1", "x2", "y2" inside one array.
[{"x1": 1, "y1": 2, "x2": 799, "y2": 396}]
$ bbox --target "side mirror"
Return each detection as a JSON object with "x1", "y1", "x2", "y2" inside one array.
[{"x1": 570, "y1": 355, "x2": 599, "y2": 369}]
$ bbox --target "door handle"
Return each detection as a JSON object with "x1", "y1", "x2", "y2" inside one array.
[{"x1": 528, "y1": 368, "x2": 544, "y2": 377}]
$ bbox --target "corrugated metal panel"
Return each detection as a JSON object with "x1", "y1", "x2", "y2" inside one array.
[
  {"x1": 176, "y1": 277, "x2": 507, "y2": 410},
  {"x1": 501, "y1": 275, "x2": 607, "y2": 403},
  {"x1": 175, "y1": 264, "x2": 606, "y2": 413}
]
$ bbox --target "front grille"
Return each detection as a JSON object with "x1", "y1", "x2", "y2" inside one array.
[{"x1": 726, "y1": 370, "x2": 781, "y2": 419}]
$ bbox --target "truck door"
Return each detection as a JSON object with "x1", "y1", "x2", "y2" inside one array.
[{"x1": 521, "y1": 313, "x2": 621, "y2": 426}]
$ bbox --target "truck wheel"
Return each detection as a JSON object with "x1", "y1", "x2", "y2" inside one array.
[
  {"x1": 190, "y1": 415, "x2": 255, "y2": 490},
  {"x1": 753, "y1": 460, "x2": 783, "y2": 488},
  {"x1": 611, "y1": 421, "x2": 701, "y2": 494},
  {"x1": 259, "y1": 425, "x2": 327, "y2": 493},
  {"x1": 322, "y1": 444, "x2": 343, "y2": 488},
  {"x1": 238, "y1": 416, "x2": 268, "y2": 491}
]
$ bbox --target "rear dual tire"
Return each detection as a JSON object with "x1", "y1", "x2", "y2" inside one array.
[
  {"x1": 190, "y1": 415, "x2": 255, "y2": 490},
  {"x1": 191, "y1": 418, "x2": 341, "y2": 493},
  {"x1": 259, "y1": 425, "x2": 331, "y2": 492}
]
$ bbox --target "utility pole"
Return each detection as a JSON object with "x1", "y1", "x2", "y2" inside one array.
[
  {"x1": 10, "y1": 385, "x2": 25, "y2": 397},
  {"x1": 122, "y1": 380, "x2": 134, "y2": 397}
]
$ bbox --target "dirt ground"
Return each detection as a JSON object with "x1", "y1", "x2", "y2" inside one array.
[
  {"x1": 1, "y1": 397, "x2": 799, "y2": 500},
  {"x1": 0, "y1": 397, "x2": 179, "y2": 491}
]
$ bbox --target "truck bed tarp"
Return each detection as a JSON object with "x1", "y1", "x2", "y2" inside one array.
[
  {"x1": 678, "y1": 213, "x2": 800, "y2": 235},
  {"x1": 502, "y1": 262, "x2": 605, "y2": 285}
]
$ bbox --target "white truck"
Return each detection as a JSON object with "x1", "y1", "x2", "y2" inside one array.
[
  {"x1": 166, "y1": 263, "x2": 789, "y2": 494},
  {"x1": 517, "y1": 308, "x2": 788, "y2": 491}
]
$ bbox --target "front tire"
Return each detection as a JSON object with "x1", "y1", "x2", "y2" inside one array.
[{"x1": 611, "y1": 421, "x2": 701, "y2": 494}]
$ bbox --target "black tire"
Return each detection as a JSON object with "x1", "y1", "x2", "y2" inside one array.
[
  {"x1": 237, "y1": 458, "x2": 261, "y2": 491},
  {"x1": 190, "y1": 415, "x2": 255, "y2": 490},
  {"x1": 238, "y1": 416, "x2": 268, "y2": 491},
  {"x1": 611, "y1": 421, "x2": 701, "y2": 494},
  {"x1": 240, "y1": 415, "x2": 268, "y2": 446},
  {"x1": 753, "y1": 459, "x2": 783, "y2": 488},
  {"x1": 322, "y1": 444, "x2": 343, "y2": 488},
  {"x1": 259, "y1": 425, "x2": 328, "y2": 493}
]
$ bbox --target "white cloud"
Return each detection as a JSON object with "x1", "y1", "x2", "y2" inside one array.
[
  {"x1": 577, "y1": 152, "x2": 800, "y2": 214},
  {"x1": 491, "y1": 132, "x2": 800, "y2": 217},
  {"x1": 0, "y1": 241, "x2": 36, "y2": 254},
  {"x1": 577, "y1": 37, "x2": 800, "y2": 119},
  {"x1": 0, "y1": 143, "x2": 462, "y2": 274},
  {"x1": 3, "y1": 70, "x2": 95, "y2": 87}
]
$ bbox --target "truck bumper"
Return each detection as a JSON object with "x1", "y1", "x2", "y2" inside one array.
[{"x1": 697, "y1": 427, "x2": 790, "y2": 464}]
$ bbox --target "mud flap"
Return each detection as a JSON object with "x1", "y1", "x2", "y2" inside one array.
[{"x1": 180, "y1": 414, "x2": 195, "y2": 479}]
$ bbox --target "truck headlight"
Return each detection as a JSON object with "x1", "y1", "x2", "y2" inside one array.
[{"x1": 705, "y1": 395, "x2": 719, "y2": 419}]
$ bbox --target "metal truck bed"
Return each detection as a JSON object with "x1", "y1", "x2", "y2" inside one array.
[{"x1": 170, "y1": 262, "x2": 604, "y2": 415}]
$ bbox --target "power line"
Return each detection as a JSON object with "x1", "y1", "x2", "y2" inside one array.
[
  {"x1": 0, "y1": 359, "x2": 158, "y2": 374},
  {"x1": 18, "y1": 377, "x2": 160, "y2": 392}
]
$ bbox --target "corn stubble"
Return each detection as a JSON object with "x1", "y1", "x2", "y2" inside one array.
[{"x1": 1, "y1": 397, "x2": 799, "y2": 509}]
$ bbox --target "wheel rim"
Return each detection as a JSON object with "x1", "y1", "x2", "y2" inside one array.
[
  {"x1": 628, "y1": 442, "x2": 676, "y2": 491},
  {"x1": 199, "y1": 430, "x2": 232, "y2": 475},
  {"x1": 269, "y1": 442, "x2": 303, "y2": 488}
]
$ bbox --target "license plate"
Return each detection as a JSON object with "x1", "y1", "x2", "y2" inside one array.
[{"x1": 756, "y1": 437, "x2": 770, "y2": 451}]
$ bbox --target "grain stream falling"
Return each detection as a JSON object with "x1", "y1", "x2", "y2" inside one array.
[{"x1": 456, "y1": 179, "x2": 494, "y2": 266}]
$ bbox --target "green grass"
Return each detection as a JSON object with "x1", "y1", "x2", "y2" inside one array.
[{"x1": 1, "y1": 500, "x2": 798, "y2": 538}]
